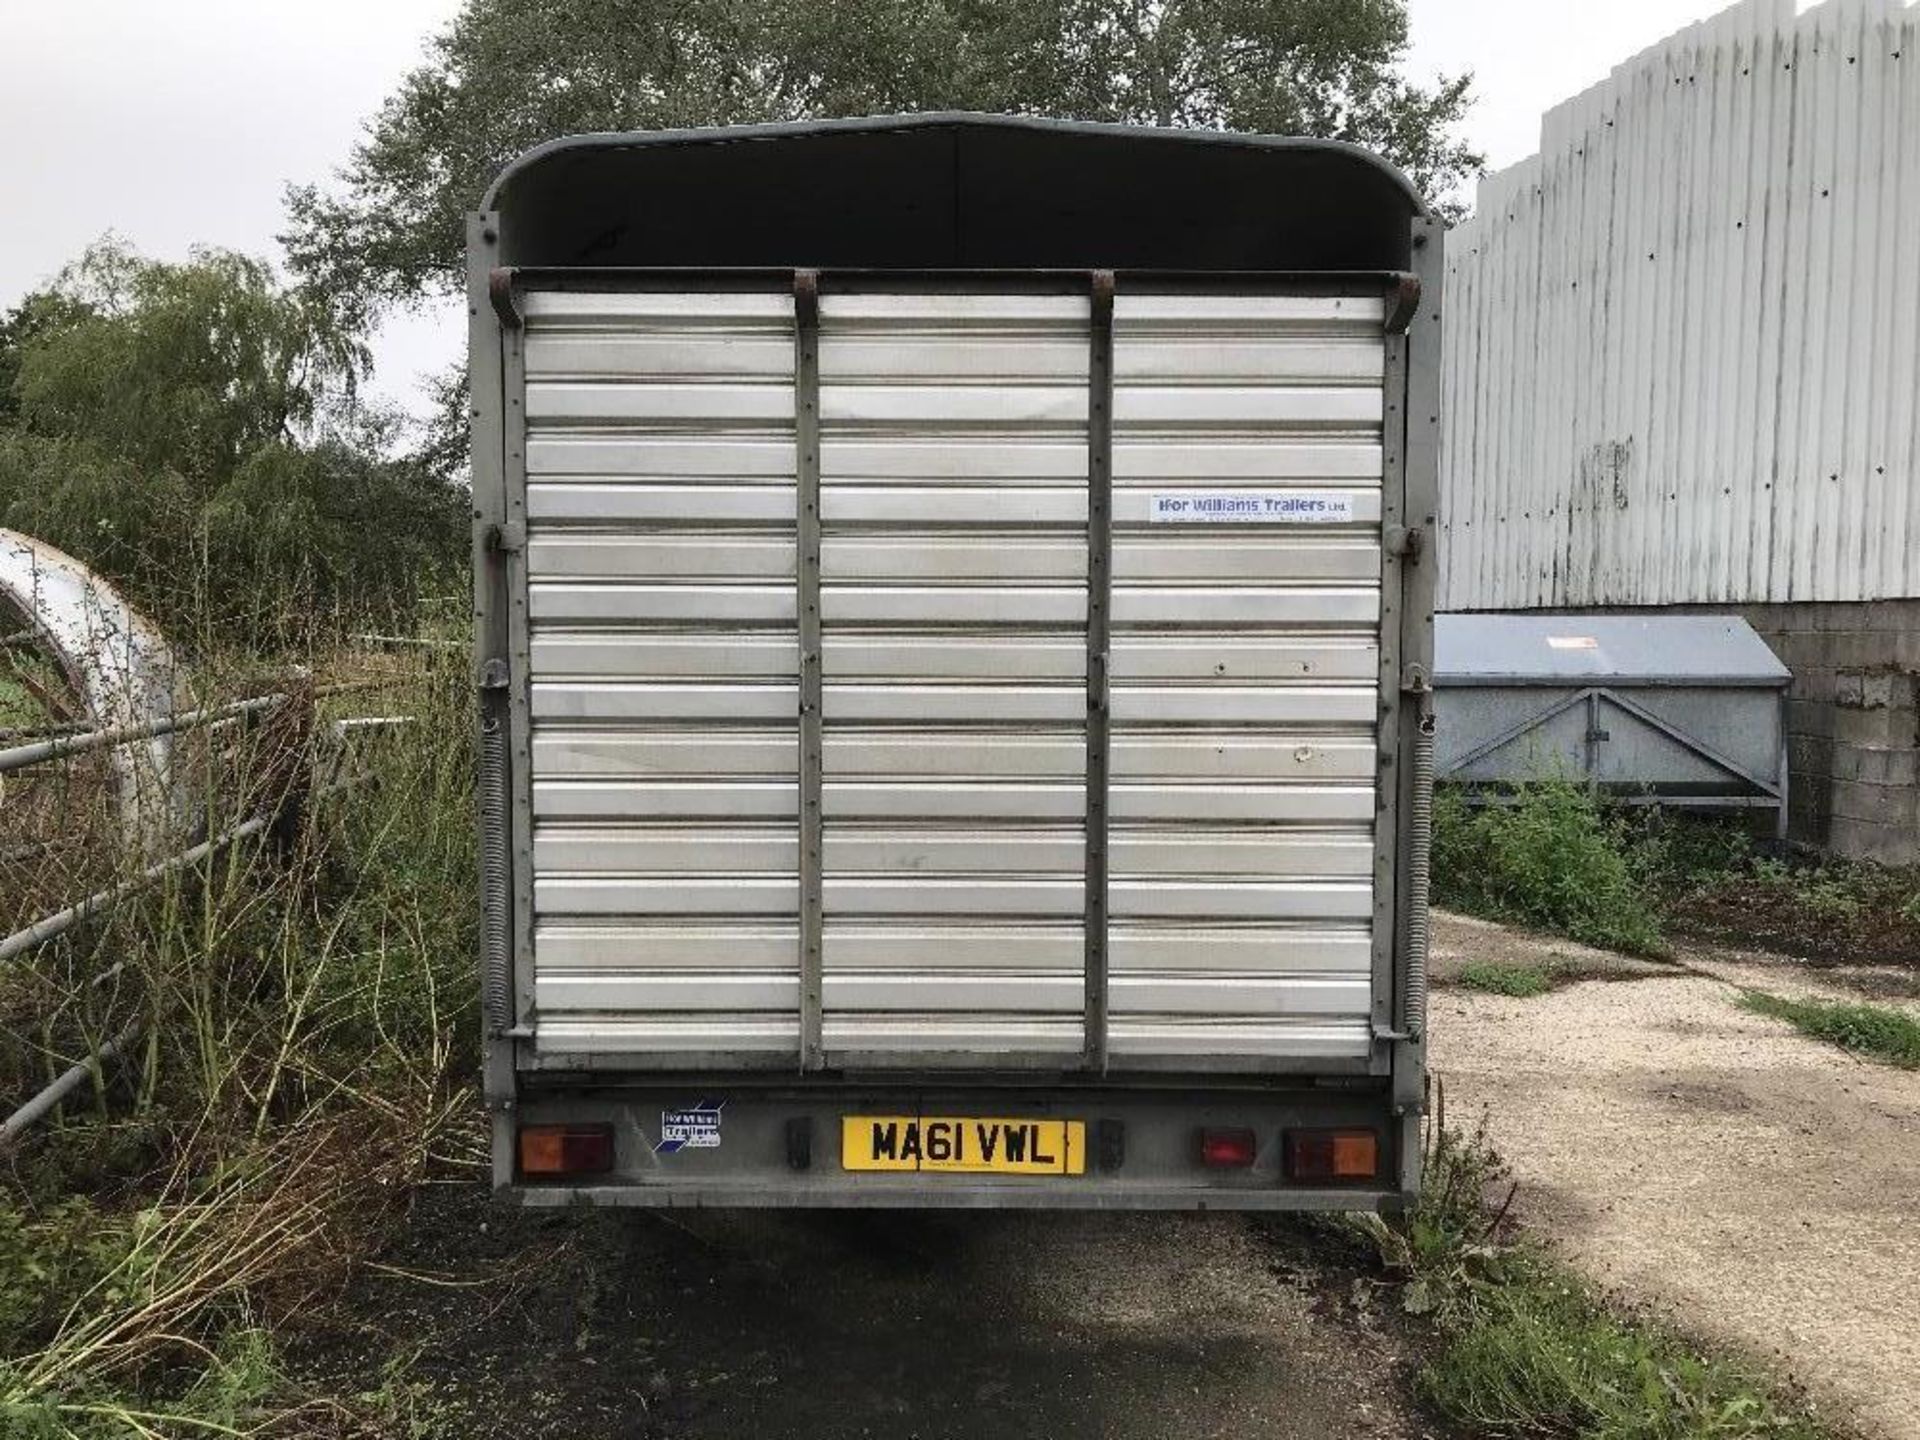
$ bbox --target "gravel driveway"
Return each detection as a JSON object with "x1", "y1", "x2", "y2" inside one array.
[{"x1": 1430, "y1": 911, "x2": 1920, "y2": 1440}]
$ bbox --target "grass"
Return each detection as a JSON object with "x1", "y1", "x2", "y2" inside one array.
[
  {"x1": 0, "y1": 615, "x2": 478, "y2": 1436},
  {"x1": 1419, "y1": 1273, "x2": 1827, "y2": 1440},
  {"x1": 1741, "y1": 990, "x2": 1920, "y2": 1069},
  {"x1": 1457, "y1": 962, "x2": 1558, "y2": 998},
  {"x1": 1434, "y1": 781, "x2": 1665, "y2": 955},
  {"x1": 1350, "y1": 1099, "x2": 1830, "y2": 1440}
]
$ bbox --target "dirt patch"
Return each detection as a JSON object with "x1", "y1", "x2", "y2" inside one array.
[
  {"x1": 1430, "y1": 913, "x2": 1920, "y2": 1440},
  {"x1": 1681, "y1": 941, "x2": 1920, "y2": 1009},
  {"x1": 1670, "y1": 874, "x2": 1920, "y2": 973},
  {"x1": 290, "y1": 1182, "x2": 1450, "y2": 1440}
]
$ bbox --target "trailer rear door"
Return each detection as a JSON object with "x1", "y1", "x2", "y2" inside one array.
[{"x1": 512, "y1": 281, "x2": 1390, "y2": 1070}]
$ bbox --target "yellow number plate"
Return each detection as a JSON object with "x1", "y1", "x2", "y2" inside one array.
[{"x1": 841, "y1": 1116, "x2": 1086, "y2": 1175}]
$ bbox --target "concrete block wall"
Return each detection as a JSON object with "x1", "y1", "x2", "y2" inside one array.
[{"x1": 1735, "y1": 600, "x2": 1920, "y2": 862}]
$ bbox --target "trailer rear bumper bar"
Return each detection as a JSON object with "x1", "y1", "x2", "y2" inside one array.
[{"x1": 496, "y1": 1081, "x2": 1414, "y2": 1213}]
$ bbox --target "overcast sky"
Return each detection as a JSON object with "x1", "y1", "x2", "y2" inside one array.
[{"x1": 1, "y1": 0, "x2": 1752, "y2": 417}]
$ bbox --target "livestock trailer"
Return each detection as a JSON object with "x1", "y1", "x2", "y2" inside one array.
[
  {"x1": 470, "y1": 113, "x2": 1441, "y2": 1211},
  {"x1": 1433, "y1": 613, "x2": 1791, "y2": 836}
]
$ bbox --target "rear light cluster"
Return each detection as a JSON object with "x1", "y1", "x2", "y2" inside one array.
[
  {"x1": 518, "y1": 1124, "x2": 615, "y2": 1177},
  {"x1": 1283, "y1": 1128, "x2": 1379, "y2": 1182},
  {"x1": 1195, "y1": 1126, "x2": 1380, "y2": 1182}
]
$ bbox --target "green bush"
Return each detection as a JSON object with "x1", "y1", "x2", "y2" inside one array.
[
  {"x1": 1433, "y1": 782, "x2": 1664, "y2": 955},
  {"x1": 0, "y1": 627, "x2": 477, "y2": 1432}
]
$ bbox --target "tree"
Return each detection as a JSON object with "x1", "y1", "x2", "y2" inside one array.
[
  {"x1": 284, "y1": 0, "x2": 1478, "y2": 315},
  {"x1": 0, "y1": 242, "x2": 466, "y2": 642},
  {"x1": 11, "y1": 243, "x2": 365, "y2": 485}
]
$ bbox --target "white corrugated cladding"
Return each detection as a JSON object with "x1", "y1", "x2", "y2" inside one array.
[
  {"x1": 522, "y1": 291, "x2": 803, "y2": 1054},
  {"x1": 1439, "y1": 0, "x2": 1920, "y2": 610},
  {"x1": 517, "y1": 286, "x2": 1387, "y2": 1064}
]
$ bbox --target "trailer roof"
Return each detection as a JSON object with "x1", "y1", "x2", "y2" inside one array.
[
  {"x1": 483, "y1": 112, "x2": 1427, "y2": 274},
  {"x1": 1434, "y1": 614, "x2": 1791, "y2": 688}
]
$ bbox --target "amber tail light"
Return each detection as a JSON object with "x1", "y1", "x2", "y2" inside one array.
[
  {"x1": 518, "y1": 1124, "x2": 615, "y2": 1177},
  {"x1": 1283, "y1": 1128, "x2": 1379, "y2": 1182}
]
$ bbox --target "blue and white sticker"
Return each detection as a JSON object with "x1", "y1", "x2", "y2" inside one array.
[
  {"x1": 655, "y1": 1100, "x2": 724, "y2": 1154},
  {"x1": 1149, "y1": 491, "x2": 1356, "y2": 524}
]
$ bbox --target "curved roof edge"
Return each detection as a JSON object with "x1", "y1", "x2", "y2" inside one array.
[{"x1": 480, "y1": 110, "x2": 1429, "y2": 217}]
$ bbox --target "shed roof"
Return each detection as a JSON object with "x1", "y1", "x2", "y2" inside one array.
[
  {"x1": 483, "y1": 112, "x2": 1426, "y2": 274},
  {"x1": 1434, "y1": 614, "x2": 1791, "y2": 687}
]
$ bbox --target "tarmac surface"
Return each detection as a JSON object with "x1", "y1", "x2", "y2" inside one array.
[{"x1": 303, "y1": 1187, "x2": 1444, "y2": 1438}]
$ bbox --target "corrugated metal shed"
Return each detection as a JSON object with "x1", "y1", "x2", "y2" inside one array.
[{"x1": 1439, "y1": 0, "x2": 1920, "y2": 610}]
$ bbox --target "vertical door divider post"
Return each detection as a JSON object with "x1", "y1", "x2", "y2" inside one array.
[
  {"x1": 794, "y1": 270, "x2": 826, "y2": 1072},
  {"x1": 1084, "y1": 271, "x2": 1116, "y2": 1072}
]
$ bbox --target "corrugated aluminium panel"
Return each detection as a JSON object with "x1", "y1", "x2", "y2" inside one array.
[
  {"x1": 521, "y1": 290, "x2": 803, "y2": 1052},
  {"x1": 531, "y1": 921, "x2": 1373, "y2": 972},
  {"x1": 1439, "y1": 0, "x2": 1920, "y2": 609},
  {"x1": 518, "y1": 285, "x2": 1390, "y2": 1067},
  {"x1": 1105, "y1": 292, "x2": 1382, "y2": 1059},
  {"x1": 814, "y1": 291, "x2": 1094, "y2": 1059}
]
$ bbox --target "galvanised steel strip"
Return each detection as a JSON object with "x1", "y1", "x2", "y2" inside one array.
[
  {"x1": 1083, "y1": 270, "x2": 1116, "y2": 1072},
  {"x1": 0, "y1": 694, "x2": 283, "y2": 775},
  {"x1": 794, "y1": 269, "x2": 826, "y2": 1071},
  {"x1": 1, "y1": 1016, "x2": 142, "y2": 1143},
  {"x1": 0, "y1": 813, "x2": 268, "y2": 966}
]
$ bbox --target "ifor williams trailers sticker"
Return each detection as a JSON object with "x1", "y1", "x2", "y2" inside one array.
[
  {"x1": 655, "y1": 1100, "x2": 724, "y2": 1154},
  {"x1": 1149, "y1": 491, "x2": 1356, "y2": 524}
]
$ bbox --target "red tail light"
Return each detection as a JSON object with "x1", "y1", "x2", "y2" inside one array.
[
  {"x1": 518, "y1": 1124, "x2": 615, "y2": 1177},
  {"x1": 1283, "y1": 1128, "x2": 1379, "y2": 1182},
  {"x1": 1198, "y1": 1127, "x2": 1259, "y2": 1169}
]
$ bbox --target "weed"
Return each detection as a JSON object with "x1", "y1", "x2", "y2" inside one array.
[
  {"x1": 1457, "y1": 962, "x2": 1557, "y2": 998},
  {"x1": 1741, "y1": 990, "x2": 1920, "y2": 1068},
  {"x1": 1418, "y1": 1274, "x2": 1826, "y2": 1440},
  {"x1": 1348, "y1": 1094, "x2": 1828, "y2": 1440},
  {"x1": 1622, "y1": 810, "x2": 1755, "y2": 899},
  {"x1": 1434, "y1": 782, "x2": 1665, "y2": 955},
  {"x1": 0, "y1": 619, "x2": 479, "y2": 1432}
]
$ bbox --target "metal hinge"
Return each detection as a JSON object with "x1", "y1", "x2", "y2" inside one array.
[
  {"x1": 1386, "y1": 524, "x2": 1424, "y2": 562},
  {"x1": 488, "y1": 267, "x2": 523, "y2": 329},
  {"x1": 1384, "y1": 272, "x2": 1423, "y2": 333},
  {"x1": 486, "y1": 521, "x2": 525, "y2": 555}
]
